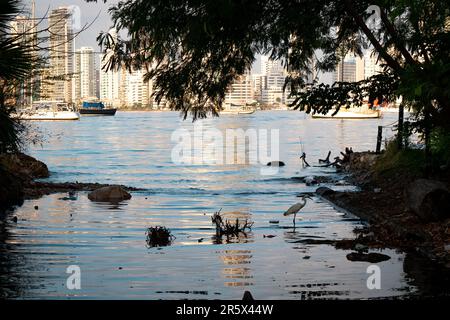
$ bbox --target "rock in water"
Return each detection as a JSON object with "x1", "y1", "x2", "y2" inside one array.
[
  {"x1": 88, "y1": 186, "x2": 132, "y2": 202},
  {"x1": 346, "y1": 252, "x2": 391, "y2": 263},
  {"x1": 316, "y1": 187, "x2": 335, "y2": 197},
  {"x1": 0, "y1": 152, "x2": 49, "y2": 180},
  {"x1": 405, "y1": 179, "x2": 450, "y2": 222},
  {"x1": 267, "y1": 161, "x2": 285, "y2": 167}
]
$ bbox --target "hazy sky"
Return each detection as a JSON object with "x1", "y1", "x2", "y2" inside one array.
[
  {"x1": 31, "y1": 0, "x2": 117, "y2": 50},
  {"x1": 27, "y1": 0, "x2": 331, "y2": 80}
]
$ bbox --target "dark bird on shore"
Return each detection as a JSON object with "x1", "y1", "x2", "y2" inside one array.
[
  {"x1": 319, "y1": 151, "x2": 331, "y2": 164},
  {"x1": 283, "y1": 195, "x2": 312, "y2": 228},
  {"x1": 299, "y1": 152, "x2": 310, "y2": 167}
]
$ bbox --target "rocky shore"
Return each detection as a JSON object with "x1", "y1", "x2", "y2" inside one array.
[
  {"x1": 316, "y1": 151, "x2": 450, "y2": 268},
  {"x1": 2, "y1": 151, "x2": 449, "y2": 269},
  {"x1": 0, "y1": 153, "x2": 140, "y2": 213}
]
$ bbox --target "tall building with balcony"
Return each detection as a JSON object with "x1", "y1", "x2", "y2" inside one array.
[{"x1": 48, "y1": 7, "x2": 74, "y2": 103}]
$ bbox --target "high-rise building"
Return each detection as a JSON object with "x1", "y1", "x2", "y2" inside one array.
[
  {"x1": 251, "y1": 74, "x2": 263, "y2": 101},
  {"x1": 48, "y1": 7, "x2": 74, "y2": 103},
  {"x1": 258, "y1": 58, "x2": 295, "y2": 106},
  {"x1": 364, "y1": 52, "x2": 383, "y2": 79},
  {"x1": 355, "y1": 56, "x2": 365, "y2": 82},
  {"x1": 334, "y1": 53, "x2": 380, "y2": 83},
  {"x1": 73, "y1": 47, "x2": 96, "y2": 103},
  {"x1": 10, "y1": 15, "x2": 37, "y2": 106},
  {"x1": 99, "y1": 53, "x2": 122, "y2": 108},
  {"x1": 224, "y1": 71, "x2": 253, "y2": 107},
  {"x1": 123, "y1": 68, "x2": 151, "y2": 107},
  {"x1": 334, "y1": 58, "x2": 357, "y2": 83},
  {"x1": 10, "y1": 15, "x2": 35, "y2": 44},
  {"x1": 263, "y1": 58, "x2": 285, "y2": 75}
]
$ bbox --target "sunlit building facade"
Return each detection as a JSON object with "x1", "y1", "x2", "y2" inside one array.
[{"x1": 48, "y1": 7, "x2": 74, "y2": 103}]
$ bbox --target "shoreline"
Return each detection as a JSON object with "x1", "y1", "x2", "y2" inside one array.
[
  {"x1": 315, "y1": 152, "x2": 450, "y2": 268},
  {"x1": 2, "y1": 151, "x2": 450, "y2": 298},
  {"x1": 1, "y1": 151, "x2": 449, "y2": 269},
  {"x1": 0, "y1": 153, "x2": 141, "y2": 214}
]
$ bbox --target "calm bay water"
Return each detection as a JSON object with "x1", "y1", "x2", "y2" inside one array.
[{"x1": 1, "y1": 110, "x2": 426, "y2": 299}]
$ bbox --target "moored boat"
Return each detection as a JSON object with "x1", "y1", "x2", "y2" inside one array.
[
  {"x1": 79, "y1": 101, "x2": 117, "y2": 116},
  {"x1": 220, "y1": 103, "x2": 256, "y2": 115},
  {"x1": 312, "y1": 105, "x2": 381, "y2": 119},
  {"x1": 16, "y1": 101, "x2": 80, "y2": 120}
]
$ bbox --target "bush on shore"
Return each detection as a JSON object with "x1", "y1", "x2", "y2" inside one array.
[{"x1": 373, "y1": 134, "x2": 450, "y2": 186}]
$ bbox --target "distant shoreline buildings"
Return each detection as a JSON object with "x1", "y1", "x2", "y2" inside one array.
[{"x1": 11, "y1": 5, "x2": 384, "y2": 110}]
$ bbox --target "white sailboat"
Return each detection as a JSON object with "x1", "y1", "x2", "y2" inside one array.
[{"x1": 16, "y1": 101, "x2": 80, "y2": 120}]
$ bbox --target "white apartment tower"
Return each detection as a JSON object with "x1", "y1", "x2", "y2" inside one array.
[
  {"x1": 10, "y1": 15, "x2": 37, "y2": 106},
  {"x1": 259, "y1": 58, "x2": 294, "y2": 106},
  {"x1": 123, "y1": 68, "x2": 151, "y2": 107},
  {"x1": 99, "y1": 54, "x2": 122, "y2": 108},
  {"x1": 224, "y1": 71, "x2": 253, "y2": 107},
  {"x1": 73, "y1": 47, "x2": 96, "y2": 103},
  {"x1": 364, "y1": 52, "x2": 383, "y2": 79},
  {"x1": 48, "y1": 7, "x2": 74, "y2": 103},
  {"x1": 10, "y1": 15, "x2": 35, "y2": 44}
]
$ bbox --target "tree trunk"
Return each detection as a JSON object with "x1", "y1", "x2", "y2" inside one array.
[
  {"x1": 424, "y1": 105, "x2": 431, "y2": 175},
  {"x1": 397, "y1": 102, "x2": 404, "y2": 150}
]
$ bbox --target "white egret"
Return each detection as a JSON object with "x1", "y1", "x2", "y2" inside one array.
[{"x1": 283, "y1": 195, "x2": 312, "y2": 227}]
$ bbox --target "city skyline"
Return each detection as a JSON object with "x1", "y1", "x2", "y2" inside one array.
[{"x1": 13, "y1": 1, "x2": 383, "y2": 108}]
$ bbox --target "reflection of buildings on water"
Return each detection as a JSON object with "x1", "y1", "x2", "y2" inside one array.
[{"x1": 219, "y1": 250, "x2": 254, "y2": 287}]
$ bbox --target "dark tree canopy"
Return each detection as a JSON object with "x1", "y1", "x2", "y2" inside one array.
[
  {"x1": 88, "y1": 0, "x2": 449, "y2": 126},
  {"x1": 1, "y1": 0, "x2": 36, "y2": 153}
]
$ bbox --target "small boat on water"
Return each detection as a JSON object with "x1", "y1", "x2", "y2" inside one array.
[
  {"x1": 16, "y1": 101, "x2": 80, "y2": 120},
  {"x1": 79, "y1": 101, "x2": 117, "y2": 116},
  {"x1": 312, "y1": 104, "x2": 381, "y2": 119},
  {"x1": 220, "y1": 103, "x2": 256, "y2": 115}
]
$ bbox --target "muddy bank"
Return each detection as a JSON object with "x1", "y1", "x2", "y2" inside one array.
[
  {"x1": 0, "y1": 153, "x2": 140, "y2": 212},
  {"x1": 317, "y1": 151, "x2": 450, "y2": 268}
]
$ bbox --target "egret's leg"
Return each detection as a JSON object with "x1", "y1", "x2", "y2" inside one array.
[{"x1": 293, "y1": 213, "x2": 296, "y2": 228}]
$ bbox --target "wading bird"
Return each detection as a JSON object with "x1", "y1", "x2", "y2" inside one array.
[{"x1": 283, "y1": 195, "x2": 312, "y2": 228}]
